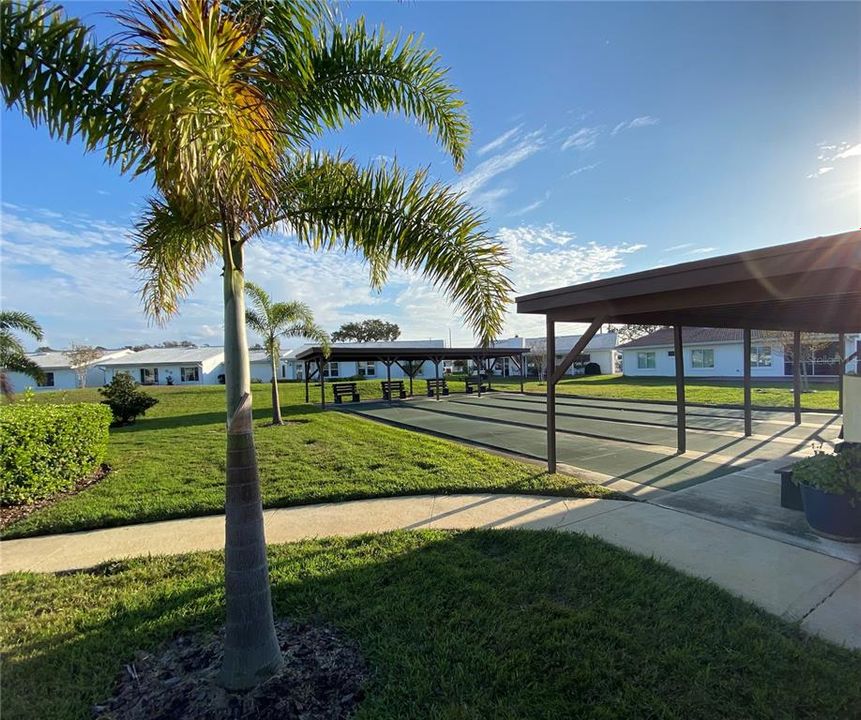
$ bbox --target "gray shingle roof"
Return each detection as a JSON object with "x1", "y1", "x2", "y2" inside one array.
[
  {"x1": 98, "y1": 347, "x2": 224, "y2": 366},
  {"x1": 616, "y1": 327, "x2": 787, "y2": 349}
]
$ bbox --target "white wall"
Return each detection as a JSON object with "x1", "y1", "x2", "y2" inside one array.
[
  {"x1": 4, "y1": 368, "x2": 78, "y2": 393},
  {"x1": 104, "y1": 363, "x2": 221, "y2": 386},
  {"x1": 288, "y1": 359, "x2": 438, "y2": 381},
  {"x1": 619, "y1": 340, "x2": 851, "y2": 378}
]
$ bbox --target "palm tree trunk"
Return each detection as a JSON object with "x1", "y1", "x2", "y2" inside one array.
[
  {"x1": 220, "y1": 236, "x2": 282, "y2": 690},
  {"x1": 270, "y1": 353, "x2": 283, "y2": 425}
]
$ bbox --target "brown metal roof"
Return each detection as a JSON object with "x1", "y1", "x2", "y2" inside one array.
[{"x1": 516, "y1": 230, "x2": 861, "y2": 333}]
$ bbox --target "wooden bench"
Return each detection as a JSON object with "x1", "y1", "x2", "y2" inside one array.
[
  {"x1": 426, "y1": 378, "x2": 449, "y2": 397},
  {"x1": 465, "y1": 375, "x2": 489, "y2": 394},
  {"x1": 332, "y1": 382, "x2": 360, "y2": 404},
  {"x1": 381, "y1": 380, "x2": 407, "y2": 400}
]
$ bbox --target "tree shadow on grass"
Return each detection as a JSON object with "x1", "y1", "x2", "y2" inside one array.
[
  {"x1": 114, "y1": 404, "x2": 323, "y2": 433},
  {"x1": 4, "y1": 531, "x2": 860, "y2": 720}
]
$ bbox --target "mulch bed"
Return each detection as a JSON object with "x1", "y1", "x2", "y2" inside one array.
[
  {"x1": 0, "y1": 463, "x2": 111, "y2": 531},
  {"x1": 93, "y1": 619, "x2": 368, "y2": 720}
]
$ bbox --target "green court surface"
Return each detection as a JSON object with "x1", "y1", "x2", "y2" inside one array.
[{"x1": 347, "y1": 392, "x2": 841, "y2": 492}]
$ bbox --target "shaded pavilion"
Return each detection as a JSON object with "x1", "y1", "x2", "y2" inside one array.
[
  {"x1": 516, "y1": 230, "x2": 861, "y2": 472},
  {"x1": 294, "y1": 345, "x2": 530, "y2": 407}
]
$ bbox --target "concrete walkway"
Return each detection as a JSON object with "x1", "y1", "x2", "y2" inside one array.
[{"x1": 1, "y1": 493, "x2": 858, "y2": 650}]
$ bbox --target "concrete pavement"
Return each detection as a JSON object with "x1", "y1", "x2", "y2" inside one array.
[{"x1": 1, "y1": 493, "x2": 858, "y2": 650}]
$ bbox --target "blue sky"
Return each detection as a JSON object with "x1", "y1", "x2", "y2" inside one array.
[{"x1": 1, "y1": 1, "x2": 859, "y2": 350}]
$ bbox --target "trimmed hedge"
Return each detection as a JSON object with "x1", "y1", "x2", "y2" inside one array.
[{"x1": 0, "y1": 403, "x2": 112, "y2": 505}]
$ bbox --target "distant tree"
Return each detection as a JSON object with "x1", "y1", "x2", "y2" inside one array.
[
  {"x1": 36, "y1": 345, "x2": 54, "y2": 352},
  {"x1": 64, "y1": 344, "x2": 103, "y2": 388},
  {"x1": 0, "y1": 310, "x2": 44, "y2": 400},
  {"x1": 770, "y1": 332, "x2": 839, "y2": 391},
  {"x1": 245, "y1": 282, "x2": 329, "y2": 425},
  {"x1": 609, "y1": 324, "x2": 666, "y2": 343},
  {"x1": 332, "y1": 319, "x2": 401, "y2": 343},
  {"x1": 160, "y1": 339, "x2": 197, "y2": 348},
  {"x1": 527, "y1": 339, "x2": 547, "y2": 381}
]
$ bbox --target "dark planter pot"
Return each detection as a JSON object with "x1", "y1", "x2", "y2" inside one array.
[
  {"x1": 779, "y1": 471, "x2": 804, "y2": 511},
  {"x1": 800, "y1": 485, "x2": 861, "y2": 542}
]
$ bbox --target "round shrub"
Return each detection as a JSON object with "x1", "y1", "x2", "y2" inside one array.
[{"x1": 0, "y1": 403, "x2": 112, "y2": 505}]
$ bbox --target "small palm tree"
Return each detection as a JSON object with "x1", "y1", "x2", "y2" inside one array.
[
  {"x1": 245, "y1": 282, "x2": 329, "y2": 424},
  {"x1": 0, "y1": 310, "x2": 45, "y2": 399},
  {"x1": 3, "y1": 0, "x2": 512, "y2": 689}
]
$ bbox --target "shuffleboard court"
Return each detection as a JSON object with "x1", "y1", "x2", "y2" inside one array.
[{"x1": 347, "y1": 392, "x2": 841, "y2": 492}]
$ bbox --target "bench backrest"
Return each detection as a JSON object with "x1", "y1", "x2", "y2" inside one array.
[
  {"x1": 381, "y1": 380, "x2": 404, "y2": 388},
  {"x1": 427, "y1": 378, "x2": 448, "y2": 386},
  {"x1": 332, "y1": 382, "x2": 357, "y2": 391}
]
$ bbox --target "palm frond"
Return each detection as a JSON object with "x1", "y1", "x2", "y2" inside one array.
[
  {"x1": 282, "y1": 320, "x2": 330, "y2": 356},
  {"x1": 133, "y1": 196, "x2": 221, "y2": 324},
  {"x1": 255, "y1": 153, "x2": 512, "y2": 345},
  {"x1": 0, "y1": 347, "x2": 45, "y2": 384},
  {"x1": 0, "y1": 0, "x2": 141, "y2": 171},
  {"x1": 266, "y1": 18, "x2": 470, "y2": 170},
  {"x1": 0, "y1": 310, "x2": 44, "y2": 341},
  {"x1": 118, "y1": 0, "x2": 280, "y2": 209}
]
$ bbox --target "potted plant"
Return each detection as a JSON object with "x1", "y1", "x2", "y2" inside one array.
[{"x1": 792, "y1": 444, "x2": 861, "y2": 542}]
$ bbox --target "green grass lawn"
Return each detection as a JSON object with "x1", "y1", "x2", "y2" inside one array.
[
  {"x1": 494, "y1": 374, "x2": 840, "y2": 409},
  {"x1": 4, "y1": 382, "x2": 619, "y2": 538},
  {"x1": 3, "y1": 530, "x2": 859, "y2": 720}
]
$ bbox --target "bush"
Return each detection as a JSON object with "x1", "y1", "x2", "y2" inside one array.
[
  {"x1": 0, "y1": 403, "x2": 112, "y2": 504},
  {"x1": 584, "y1": 362, "x2": 601, "y2": 376},
  {"x1": 99, "y1": 373, "x2": 158, "y2": 425},
  {"x1": 792, "y1": 444, "x2": 861, "y2": 497}
]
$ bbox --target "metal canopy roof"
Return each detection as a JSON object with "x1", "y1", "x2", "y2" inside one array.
[
  {"x1": 294, "y1": 345, "x2": 528, "y2": 362},
  {"x1": 516, "y1": 230, "x2": 861, "y2": 333}
]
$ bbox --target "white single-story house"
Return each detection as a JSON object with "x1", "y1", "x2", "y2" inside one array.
[
  {"x1": 4, "y1": 348, "x2": 134, "y2": 393},
  {"x1": 98, "y1": 346, "x2": 226, "y2": 386},
  {"x1": 249, "y1": 349, "x2": 281, "y2": 383},
  {"x1": 493, "y1": 331, "x2": 619, "y2": 376},
  {"x1": 618, "y1": 327, "x2": 861, "y2": 378},
  {"x1": 282, "y1": 340, "x2": 445, "y2": 380}
]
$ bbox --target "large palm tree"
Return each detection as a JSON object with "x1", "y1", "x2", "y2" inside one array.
[
  {"x1": 0, "y1": 310, "x2": 45, "y2": 399},
  {"x1": 245, "y1": 281, "x2": 329, "y2": 424},
  {"x1": 3, "y1": 0, "x2": 512, "y2": 689}
]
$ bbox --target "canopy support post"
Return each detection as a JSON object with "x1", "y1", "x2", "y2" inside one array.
[
  {"x1": 674, "y1": 325, "x2": 686, "y2": 453},
  {"x1": 546, "y1": 317, "x2": 557, "y2": 473},
  {"x1": 518, "y1": 355, "x2": 524, "y2": 393},
  {"x1": 319, "y1": 358, "x2": 326, "y2": 410},
  {"x1": 838, "y1": 332, "x2": 845, "y2": 413},
  {"x1": 793, "y1": 331, "x2": 801, "y2": 425},
  {"x1": 304, "y1": 361, "x2": 309, "y2": 404},
  {"x1": 743, "y1": 328, "x2": 752, "y2": 436},
  {"x1": 433, "y1": 357, "x2": 441, "y2": 400},
  {"x1": 549, "y1": 316, "x2": 607, "y2": 385}
]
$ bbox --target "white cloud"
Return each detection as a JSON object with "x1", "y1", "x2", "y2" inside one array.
[
  {"x1": 611, "y1": 115, "x2": 660, "y2": 136},
  {"x1": 469, "y1": 186, "x2": 512, "y2": 213},
  {"x1": 834, "y1": 143, "x2": 861, "y2": 160},
  {"x1": 509, "y1": 191, "x2": 550, "y2": 217},
  {"x1": 495, "y1": 225, "x2": 647, "y2": 337},
  {"x1": 806, "y1": 166, "x2": 834, "y2": 179},
  {"x1": 809, "y1": 140, "x2": 860, "y2": 178},
  {"x1": 454, "y1": 129, "x2": 544, "y2": 198},
  {"x1": 665, "y1": 243, "x2": 694, "y2": 252},
  {"x1": 561, "y1": 127, "x2": 599, "y2": 151},
  {"x1": 686, "y1": 246, "x2": 717, "y2": 255},
  {"x1": 477, "y1": 125, "x2": 522, "y2": 156},
  {"x1": 569, "y1": 162, "x2": 601, "y2": 176}
]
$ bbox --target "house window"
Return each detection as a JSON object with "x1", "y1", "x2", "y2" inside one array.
[
  {"x1": 637, "y1": 352, "x2": 656, "y2": 369},
  {"x1": 140, "y1": 368, "x2": 158, "y2": 385},
  {"x1": 180, "y1": 366, "x2": 199, "y2": 382},
  {"x1": 357, "y1": 361, "x2": 376, "y2": 377},
  {"x1": 37, "y1": 371, "x2": 55, "y2": 387},
  {"x1": 323, "y1": 361, "x2": 340, "y2": 378},
  {"x1": 750, "y1": 345, "x2": 772, "y2": 368},
  {"x1": 691, "y1": 348, "x2": 715, "y2": 369}
]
